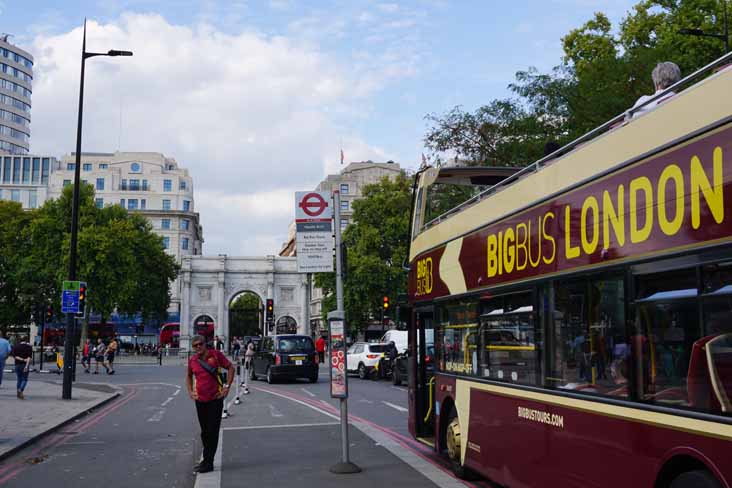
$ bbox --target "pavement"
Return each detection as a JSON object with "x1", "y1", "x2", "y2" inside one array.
[{"x1": 0, "y1": 374, "x2": 121, "y2": 461}]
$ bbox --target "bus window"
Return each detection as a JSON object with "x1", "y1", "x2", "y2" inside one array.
[
  {"x1": 550, "y1": 275, "x2": 627, "y2": 397},
  {"x1": 479, "y1": 291, "x2": 540, "y2": 385},
  {"x1": 635, "y1": 268, "x2": 698, "y2": 409},
  {"x1": 412, "y1": 187, "x2": 424, "y2": 240},
  {"x1": 436, "y1": 298, "x2": 479, "y2": 375}
]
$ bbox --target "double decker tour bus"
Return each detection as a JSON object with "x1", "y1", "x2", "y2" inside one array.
[{"x1": 406, "y1": 54, "x2": 732, "y2": 488}]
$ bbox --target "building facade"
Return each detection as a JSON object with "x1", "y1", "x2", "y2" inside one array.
[
  {"x1": 0, "y1": 36, "x2": 33, "y2": 155},
  {"x1": 47, "y1": 151, "x2": 204, "y2": 314},
  {"x1": 302, "y1": 161, "x2": 403, "y2": 334},
  {"x1": 0, "y1": 154, "x2": 56, "y2": 208}
]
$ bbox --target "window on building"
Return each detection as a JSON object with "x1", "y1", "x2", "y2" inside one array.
[
  {"x1": 162, "y1": 237, "x2": 170, "y2": 249},
  {"x1": 127, "y1": 199, "x2": 138, "y2": 210},
  {"x1": 41, "y1": 158, "x2": 49, "y2": 184},
  {"x1": 340, "y1": 200, "x2": 349, "y2": 211},
  {"x1": 13, "y1": 157, "x2": 19, "y2": 183},
  {"x1": 182, "y1": 238, "x2": 189, "y2": 250},
  {"x1": 141, "y1": 199, "x2": 146, "y2": 210},
  {"x1": 162, "y1": 199, "x2": 171, "y2": 211},
  {"x1": 66, "y1": 163, "x2": 75, "y2": 171},
  {"x1": 142, "y1": 179, "x2": 148, "y2": 191},
  {"x1": 28, "y1": 190, "x2": 37, "y2": 208},
  {"x1": 3, "y1": 157, "x2": 11, "y2": 182},
  {"x1": 10, "y1": 189, "x2": 19, "y2": 202},
  {"x1": 83, "y1": 163, "x2": 92, "y2": 171},
  {"x1": 340, "y1": 183, "x2": 349, "y2": 194},
  {"x1": 181, "y1": 219, "x2": 190, "y2": 230},
  {"x1": 340, "y1": 218, "x2": 348, "y2": 230},
  {"x1": 120, "y1": 198, "x2": 125, "y2": 207},
  {"x1": 129, "y1": 179, "x2": 140, "y2": 191},
  {"x1": 161, "y1": 219, "x2": 171, "y2": 230},
  {"x1": 95, "y1": 198, "x2": 104, "y2": 209},
  {"x1": 0, "y1": 189, "x2": 3, "y2": 199},
  {"x1": 180, "y1": 180, "x2": 187, "y2": 190},
  {"x1": 121, "y1": 179, "x2": 127, "y2": 190},
  {"x1": 96, "y1": 178, "x2": 104, "y2": 190},
  {"x1": 99, "y1": 163, "x2": 108, "y2": 170},
  {"x1": 183, "y1": 200, "x2": 191, "y2": 211},
  {"x1": 22, "y1": 157, "x2": 29, "y2": 183},
  {"x1": 32, "y1": 157, "x2": 39, "y2": 183},
  {"x1": 63, "y1": 179, "x2": 71, "y2": 187},
  {"x1": 163, "y1": 179, "x2": 172, "y2": 192}
]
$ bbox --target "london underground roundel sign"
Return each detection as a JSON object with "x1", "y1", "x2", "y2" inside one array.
[{"x1": 295, "y1": 191, "x2": 332, "y2": 222}]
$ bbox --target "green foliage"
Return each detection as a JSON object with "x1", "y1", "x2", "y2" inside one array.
[
  {"x1": 2, "y1": 183, "x2": 179, "y2": 331},
  {"x1": 425, "y1": 0, "x2": 730, "y2": 165},
  {"x1": 316, "y1": 174, "x2": 412, "y2": 335},
  {"x1": 230, "y1": 292, "x2": 262, "y2": 336}
]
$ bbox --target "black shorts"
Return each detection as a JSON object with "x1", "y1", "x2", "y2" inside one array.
[
  {"x1": 106, "y1": 353, "x2": 115, "y2": 363},
  {"x1": 95, "y1": 355, "x2": 104, "y2": 362}
]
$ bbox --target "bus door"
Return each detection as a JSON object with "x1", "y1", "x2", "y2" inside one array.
[{"x1": 408, "y1": 308, "x2": 435, "y2": 442}]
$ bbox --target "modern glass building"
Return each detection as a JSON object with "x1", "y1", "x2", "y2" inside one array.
[{"x1": 0, "y1": 35, "x2": 32, "y2": 155}]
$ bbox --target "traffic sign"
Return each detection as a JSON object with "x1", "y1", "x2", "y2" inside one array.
[
  {"x1": 61, "y1": 280, "x2": 87, "y2": 315},
  {"x1": 295, "y1": 191, "x2": 334, "y2": 273},
  {"x1": 295, "y1": 191, "x2": 332, "y2": 222}
]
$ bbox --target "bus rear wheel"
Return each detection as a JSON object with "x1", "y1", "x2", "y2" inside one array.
[
  {"x1": 669, "y1": 470, "x2": 721, "y2": 488},
  {"x1": 445, "y1": 412, "x2": 476, "y2": 480}
]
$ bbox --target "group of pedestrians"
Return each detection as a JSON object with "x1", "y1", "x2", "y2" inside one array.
[
  {"x1": 0, "y1": 331, "x2": 33, "y2": 399},
  {"x1": 80, "y1": 336, "x2": 117, "y2": 375}
]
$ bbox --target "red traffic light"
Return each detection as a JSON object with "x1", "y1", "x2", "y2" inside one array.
[{"x1": 383, "y1": 296, "x2": 390, "y2": 309}]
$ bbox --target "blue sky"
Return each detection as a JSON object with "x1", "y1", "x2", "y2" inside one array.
[{"x1": 2, "y1": 1, "x2": 638, "y2": 255}]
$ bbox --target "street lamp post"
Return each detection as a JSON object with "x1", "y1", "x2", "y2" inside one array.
[
  {"x1": 679, "y1": 0, "x2": 730, "y2": 53},
  {"x1": 62, "y1": 19, "x2": 133, "y2": 400}
]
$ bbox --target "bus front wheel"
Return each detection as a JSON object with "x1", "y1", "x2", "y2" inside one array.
[
  {"x1": 669, "y1": 470, "x2": 721, "y2": 488},
  {"x1": 445, "y1": 412, "x2": 476, "y2": 480}
]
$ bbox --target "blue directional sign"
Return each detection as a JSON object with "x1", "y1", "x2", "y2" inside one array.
[{"x1": 61, "y1": 280, "x2": 80, "y2": 314}]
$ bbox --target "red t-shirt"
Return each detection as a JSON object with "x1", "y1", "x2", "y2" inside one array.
[
  {"x1": 316, "y1": 337, "x2": 325, "y2": 353},
  {"x1": 189, "y1": 349, "x2": 231, "y2": 402}
]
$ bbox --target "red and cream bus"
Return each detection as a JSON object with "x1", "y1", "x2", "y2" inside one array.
[{"x1": 406, "y1": 54, "x2": 732, "y2": 488}]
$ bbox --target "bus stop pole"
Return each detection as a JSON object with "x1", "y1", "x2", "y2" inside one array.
[{"x1": 329, "y1": 191, "x2": 361, "y2": 474}]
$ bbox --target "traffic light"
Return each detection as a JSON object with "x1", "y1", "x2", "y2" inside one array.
[
  {"x1": 46, "y1": 306, "x2": 53, "y2": 323},
  {"x1": 383, "y1": 296, "x2": 390, "y2": 310},
  {"x1": 266, "y1": 299, "x2": 274, "y2": 321},
  {"x1": 78, "y1": 282, "x2": 87, "y2": 315}
]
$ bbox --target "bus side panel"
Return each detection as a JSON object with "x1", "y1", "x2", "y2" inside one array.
[
  {"x1": 434, "y1": 374, "x2": 457, "y2": 451},
  {"x1": 461, "y1": 385, "x2": 732, "y2": 488}
]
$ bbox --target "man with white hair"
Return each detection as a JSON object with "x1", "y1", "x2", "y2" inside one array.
[{"x1": 629, "y1": 61, "x2": 682, "y2": 119}]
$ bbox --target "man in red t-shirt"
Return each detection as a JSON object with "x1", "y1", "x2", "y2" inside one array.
[
  {"x1": 315, "y1": 335, "x2": 326, "y2": 363},
  {"x1": 186, "y1": 334, "x2": 234, "y2": 473}
]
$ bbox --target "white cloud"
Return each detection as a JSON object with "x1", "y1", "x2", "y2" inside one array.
[{"x1": 29, "y1": 13, "x2": 393, "y2": 256}]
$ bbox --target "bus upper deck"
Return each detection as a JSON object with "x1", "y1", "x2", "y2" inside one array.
[{"x1": 410, "y1": 52, "x2": 732, "y2": 264}]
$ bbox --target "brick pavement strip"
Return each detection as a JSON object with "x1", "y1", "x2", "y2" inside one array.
[{"x1": 0, "y1": 377, "x2": 121, "y2": 461}]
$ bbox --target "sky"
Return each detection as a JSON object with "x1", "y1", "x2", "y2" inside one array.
[{"x1": 3, "y1": 0, "x2": 639, "y2": 256}]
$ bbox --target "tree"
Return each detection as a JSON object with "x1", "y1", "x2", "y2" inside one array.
[
  {"x1": 316, "y1": 174, "x2": 412, "y2": 335},
  {"x1": 230, "y1": 293, "x2": 261, "y2": 336},
  {"x1": 0, "y1": 201, "x2": 31, "y2": 333}
]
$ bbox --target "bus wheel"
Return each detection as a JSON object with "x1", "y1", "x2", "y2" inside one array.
[
  {"x1": 669, "y1": 470, "x2": 721, "y2": 488},
  {"x1": 446, "y1": 412, "x2": 477, "y2": 480}
]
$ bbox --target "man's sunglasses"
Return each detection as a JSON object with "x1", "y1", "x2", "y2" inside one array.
[{"x1": 192, "y1": 342, "x2": 203, "y2": 348}]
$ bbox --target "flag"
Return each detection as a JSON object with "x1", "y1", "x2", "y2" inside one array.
[{"x1": 340, "y1": 148, "x2": 344, "y2": 165}]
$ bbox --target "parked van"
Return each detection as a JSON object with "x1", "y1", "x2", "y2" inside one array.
[{"x1": 380, "y1": 330, "x2": 408, "y2": 354}]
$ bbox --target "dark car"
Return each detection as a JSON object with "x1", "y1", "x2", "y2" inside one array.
[
  {"x1": 250, "y1": 334, "x2": 318, "y2": 384},
  {"x1": 392, "y1": 344, "x2": 434, "y2": 386}
]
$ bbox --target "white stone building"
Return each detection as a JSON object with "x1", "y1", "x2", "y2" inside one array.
[{"x1": 47, "y1": 151, "x2": 204, "y2": 315}]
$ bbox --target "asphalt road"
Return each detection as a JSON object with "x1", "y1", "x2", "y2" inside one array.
[{"x1": 0, "y1": 363, "x2": 422, "y2": 488}]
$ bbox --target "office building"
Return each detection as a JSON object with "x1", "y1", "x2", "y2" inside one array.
[
  {"x1": 0, "y1": 36, "x2": 33, "y2": 155},
  {"x1": 0, "y1": 154, "x2": 55, "y2": 208}
]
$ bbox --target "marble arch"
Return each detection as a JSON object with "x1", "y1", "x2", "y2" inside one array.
[{"x1": 179, "y1": 255, "x2": 309, "y2": 351}]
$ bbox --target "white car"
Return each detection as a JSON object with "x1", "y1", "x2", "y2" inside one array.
[{"x1": 346, "y1": 342, "x2": 390, "y2": 379}]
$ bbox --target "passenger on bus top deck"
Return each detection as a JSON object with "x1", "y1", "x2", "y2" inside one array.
[{"x1": 628, "y1": 61, "x2": 681, "y2": 119}]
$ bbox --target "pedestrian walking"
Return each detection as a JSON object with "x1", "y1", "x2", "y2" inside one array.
[
  {"x1": 11, "y1": 336, "x2": 32, "y2": 399},
  {"x1": 106, "y1": 336, "x2": 118, "y2": 375},
  {"x1": 232, "y1": 337, "x2": 241, "y2": 360},
  {"x1": 186, "y1": 335, "x2": 234, "y2": 474},
  {"x1": 315, "y1": 335, "x2": 326, "y2": 364},
  {"x1": 0, "y1": 331, "x2": 11, "y2": 388},
  {"x1": 94, "y1": 338, "x2": 108, "y2": 374},
  {"x1": 81, "y1": 338, "x2": 92, "y2": 373},
  {"x1": 242, "y1": 342, "x2": 255, "y2": 394},
  {"x1": 213, "y1": 335, "x2": 224, "y2": 352}
]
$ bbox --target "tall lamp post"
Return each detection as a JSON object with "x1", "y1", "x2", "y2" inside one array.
[
  {"x1": 62, "y1": 19, "x2": 132, "y2": 400},
  {"x1": 679, "y1": 0, "x2": 730, "y2": 54}
]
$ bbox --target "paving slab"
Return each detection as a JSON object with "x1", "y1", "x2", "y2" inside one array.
[{"x1": 0, "y1": 376, "x2": 121, "y2": 461}]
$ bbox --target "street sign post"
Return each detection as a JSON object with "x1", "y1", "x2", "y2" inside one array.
[
  {"x1": 295, "y1": 191, "x2": 334, "y2": 273},
  {"x1": 61, "y1": 281, "x2": 81, "y2": 314}
]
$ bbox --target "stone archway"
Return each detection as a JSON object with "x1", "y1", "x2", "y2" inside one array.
[
  {"x1": 191, "y1": 314, "x2": 215, "y2": 343},
  {"x1": 229, "y1": 291, "x2": 263, "y2": 340},
  {"x1": 179, "y1": 255, "x2": 309, "y2": 351},
  {"x1": 276, "y1": 315, "x2": 297, "y2": 334}
]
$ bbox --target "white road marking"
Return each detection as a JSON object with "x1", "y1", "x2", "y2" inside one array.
[
  {"x1": 268, "y1": 404, "x2": 284, "y2": 418},
  {"x1": 300, "y1": 388, "x2": 316, "y2": 398},
  {"x1": 391, "y1": 386, "x2": 407, "y2": 392},
  {"x1": 173, "y1": 389, "x2": 181, "y2": 396},
  {"x1": 382, "y1": 401, "x2": 408, "y2": 413},
  {"x1": 256, "y1": 388, "x2": 340, "y2": 421},
  {"x1": 357, "y1": 399, "x2": 374, "y2": 404},
  {"x1": 147, "y1": 409, "x2": 165, "y2": 422},
  {"x1": 194, "y1": 428, "x2": 223, "y2": 488},
  {"x1": 223, "y1": 422, "x2": 339, "y2": 431},
  {"x1": 161, "y1": 396, "x2": 174, "y2": 407}
]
